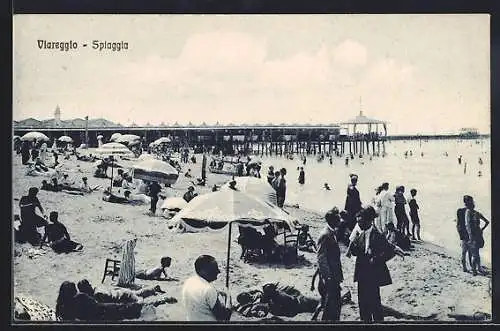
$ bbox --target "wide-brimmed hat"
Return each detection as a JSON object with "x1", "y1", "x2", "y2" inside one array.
[{"x1": 349, "y1": 174, "x2": 358, "y2": 180}]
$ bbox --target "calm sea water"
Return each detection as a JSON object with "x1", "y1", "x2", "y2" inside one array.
[{"x1": 254, "y1": 139, "x2": 491, "y2": 265}]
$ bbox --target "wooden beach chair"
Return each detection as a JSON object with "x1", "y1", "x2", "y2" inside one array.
[
  {"x1": 280, "y1": 230, "x2": 301, "y2": 265},
  {"x1": 101, "y1": 258, "x2": 121, "y2": 284}
]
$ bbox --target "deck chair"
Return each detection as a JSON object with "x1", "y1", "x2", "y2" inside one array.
[
  {"x1": 282, "y1": 230, "x2": 301, "y2": 265},
  {"x1": 101, "y1": 258, "x2": 121, "y2": 283}
]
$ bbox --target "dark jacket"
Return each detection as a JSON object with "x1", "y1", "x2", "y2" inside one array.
[
  {"x1": 345, "y1": 185, "x2": 362, "y2": 216},
  {"x1": 316, "y1": 228, "x2": 343, "y2": 284},
  {"x1": 350, "y1": 227, "x2": 395, "y2": 287}
]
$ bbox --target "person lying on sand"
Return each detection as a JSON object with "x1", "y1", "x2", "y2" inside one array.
[
  {"x1": 192, "y1": 178, "x2": 206, "y2": 186},
  {"x1": 75, "y1": 152, "x2": 96, "y2": 162},
  {"x1": 26, "y1": 164, "x2": 57, "y2": 177},
  {"x1": 124, "y1": 190, "x2": 151, "y2": 205},
  {"x1": 47, "y1": 178, "x2": 84, "y2": 196},
  {"x1": 93, "y1": 165, "x2": 109, "y2": 179},
  {"x1": 102, "y1": 187, "x2": 129, "y2": 204},
  {"x1": 135, "y1": 256, "x2": 179, "y2": 281},
  {"x1": 55, "y1": 281, "x2": 174, "y2": 321},
  {"x1": 39, "y1": 211, "x2": 83, "y2": 253},
  {"x1": 77, "y1": 279, "x2": 175, "y2": 304}
]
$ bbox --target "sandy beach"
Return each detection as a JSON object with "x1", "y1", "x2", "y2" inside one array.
[{"x1": 12, "y1": 152, "x2": 491, "y2": 322}]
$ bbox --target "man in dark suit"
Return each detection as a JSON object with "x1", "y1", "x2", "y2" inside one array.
[
  {"x1": 316, "y1": 207, "x2": 344, "y2": 321},
  {"x1": 348, "y1": 206, "x2": 396, "y2": 323},
  {"x1": 456, "y1": 196, "x2": 472, "y2": 272}
]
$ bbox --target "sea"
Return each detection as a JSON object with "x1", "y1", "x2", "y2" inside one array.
[{"x1": 252, "y1": 138, "x2": 491, "y2": 266}]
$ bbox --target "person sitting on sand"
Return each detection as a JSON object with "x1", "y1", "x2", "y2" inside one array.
[
  {"x1": 297, "y1": 225, "x2": 317, "y2": 253},
  {"x1": 183, "y1": 186, "x2": 198, "y2": 203},
  {"x1": 60, "y1": 173, "x2": 75, "y2": 187},
  {"x1": 135, "y1": 256, "x2": 179, "y2": 281},
  {"x1": 212, "y1": 184, "x2": 219, "y2": 192},
  {"x1": 324, "y1": 183, "x2": 331, "y2": 191},
  {"x1": 55, "y1": 281, "x2": 171, "y2": 321},
  {"x1": 181, "y1": 255, "x2": 233, "y2": 321},
  {"x1": 40, "y1": 211, "x2": 83, "y2": 253},
  {"x1": 124, "y1": 190, "x2": 151, "y2": 205},
  {"x1": 113, "y1": 169, "x2": 125, "y2": 187},
  {"x1": 121, "y1": 176, "x2": 135, "y2": 190},
  {"x1": 18, "y1": 187, "x2": 48, "y2": 245},
  {"x1": 184, "y1": 169, "x2": 193, "y2": 178},
  {"x1": 94, "y1": 165, "x2": 108, "y2": 179},
  {"x1": 80, "y1": 177, "x2": 101, "y2": 193},
  {"x1": 102, "y1": 187, "x2": 129, "y2": 204},
  {"x1": 34, "y1": 157, "x2": 49, "y2": 172}
]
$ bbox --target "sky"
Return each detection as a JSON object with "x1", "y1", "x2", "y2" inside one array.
[{"x1": 13, "y1": 14, "x2": 490, "y2": 135}]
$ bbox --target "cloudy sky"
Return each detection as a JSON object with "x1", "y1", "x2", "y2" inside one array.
[{"x1": 13, "y1": 14, "x2": 489, "y2": 134}]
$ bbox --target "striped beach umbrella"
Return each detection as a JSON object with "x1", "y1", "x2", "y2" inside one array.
[{"x1": 132, "y1": 159, "x2": 179, "y2": 185}]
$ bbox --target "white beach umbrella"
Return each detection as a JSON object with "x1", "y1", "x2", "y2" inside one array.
[
  {"x1": 170, "y1": 189, "x2": 297, "y2": 288},
  {"x1": 58, "y1": 135, "x2": 73, "y2": 143},
  {"x1": 137, "y1": 153, "x2": 155, "y2": 161},
  {"x1": 220, "y1": 176, "x2": 276, "y2": 205},
  {"x1": 21, "y1": 131, "x2": 50, "y2": 142},
  {"x1": 94, "y1": 142, "x2": 134, "y2": 156},
  {"x1": 117, "y1": 134, "x2": 141, "y2": 144},
  {"x1": 153, "y1": 137, "x2": 172, "y2": 145},
  {"x1": 171, "y1": 189, "x2": 295, "y2": 232},
  {"x1": 109, "y1": 133, "x2": 122, "y2": 142},
  {"x1": 160, "y1": 197, "x2": 188, "y2": 211},
  {"x1": 132, "y1": 159, "x2": 179, "y2": 185}
]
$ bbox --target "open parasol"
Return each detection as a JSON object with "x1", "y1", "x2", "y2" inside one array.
[
  {"x1": 21, "y1": 132, "x2": 50, "y2": 142},
  {"x1": 132, "y1": 159, "x2": 179, "y2": 185},
  {"x1": 58, "y1": 135, "x2": 74, "y2": 143},
  {"x1": 169, "y1": 189, "x2": 297, "y2": 287}
]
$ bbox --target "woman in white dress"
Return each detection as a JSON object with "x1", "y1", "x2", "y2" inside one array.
[
  {"x1": 378, "y1": 182, "x2": 394, "y2": 233},
  {"x1": 372, "y1": 185, "x2": 384, "y2": 232}
]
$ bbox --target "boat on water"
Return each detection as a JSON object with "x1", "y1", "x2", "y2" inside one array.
[{"x1": 208, "y1": 156, "x2": 243, "y2": 176}]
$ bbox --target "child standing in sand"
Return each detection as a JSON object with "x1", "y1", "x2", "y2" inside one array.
[{"x1": 408, "y1": 189, "x2": 421, "y2": 241}]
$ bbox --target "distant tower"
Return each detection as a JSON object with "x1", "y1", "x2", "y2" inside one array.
[{"x1": 54, "y1": 105, "x2": 61, "y2": 127}]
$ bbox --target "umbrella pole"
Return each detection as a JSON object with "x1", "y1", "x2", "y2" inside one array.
[
  {"x1": 110, "y1": 157, "x2": 114, "y2": 192},
  {"x1": 225, "y1": 222, "x2": 232, "y2": 289}
]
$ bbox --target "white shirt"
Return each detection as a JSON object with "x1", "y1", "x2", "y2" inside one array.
[
  {"x1": 363, "y1": 225, "x2": 374, "y2": 253},
  {"x1": 349, "y1": 224, "x2": 373, "y2": 254},
  {"x1": 182, "y1": 275, "x2": 218, "y2": 321},
  {"x1": 380, "y1": 190, "x2": 394, "y2": 208}
]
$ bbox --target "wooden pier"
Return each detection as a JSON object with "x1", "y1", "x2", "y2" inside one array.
[{"x1": 13, "y1": 111, "x2": 388, "y2": 156}]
